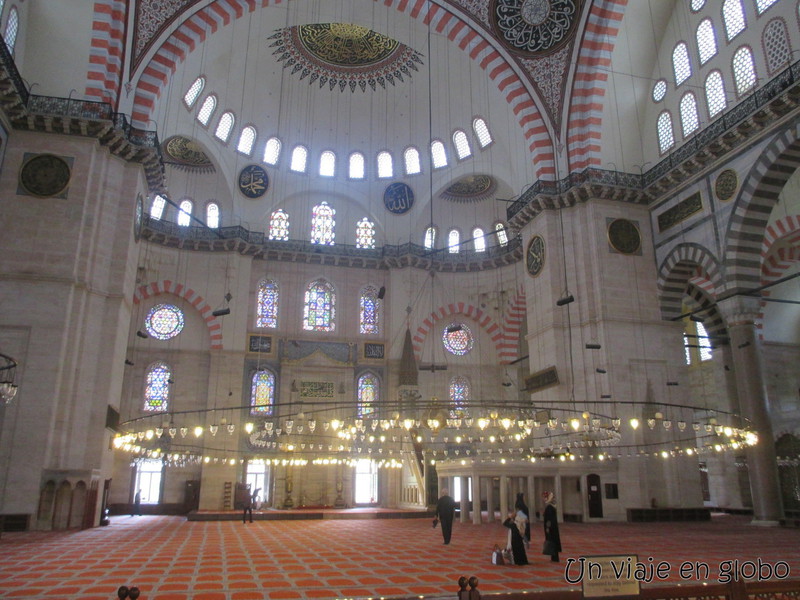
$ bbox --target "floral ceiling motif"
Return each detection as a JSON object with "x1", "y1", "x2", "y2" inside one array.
[
  {"x1": 268, "y1": 23, "x2": 424, "y2": 93},
  {"x1": 440, "y1": 175, "x2": 497, "y2": 203},
  {"x1": 133, "y1": 0, "x2": 202, "y2": 70},
  {"x1": 490, "y1": 0, "x2": 582, "y2": 55}
]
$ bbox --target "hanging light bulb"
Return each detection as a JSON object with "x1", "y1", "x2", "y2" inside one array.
[
  {"x1": 193, "y1": 426, "x2": 203, "y2": 438},
  {"x1": 245, "y1": 422, "x2": 254, "y2": 434},
  {"x1": 647, "y1": 419, "x2": 656, "y2": 430},
  {"x1": 209, "y1": 424, "x2": 219, "y2": 436},
  {"x1": 227, "y1": 423, "x2": 235, "y2": 434},
  {"x1": 677, "y1": 421, "x2": 686, "y2": 431},
  {"x1": 629, "y1": 418, "x2": 639, "y2": 430},
  {"x1": 180, "y1": 427, "x2": 188, "y2": 438},
  {"x1": 570, "y1": 418, "x2": 580, "y2": 431}
]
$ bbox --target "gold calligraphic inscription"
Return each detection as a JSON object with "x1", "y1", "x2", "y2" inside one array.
[
  {"x1": 441, "y1": 175, "x2": 497, "y2": 203},
  {"x1": 298, "y1": 23, "x2": 398, "y2": 67},
  {"x1": 163, "y1": 136, "x2": 213, "y2": 169},
  {"x1": 524, "y1": 365, "x2": 559, "y2": 393},
  {"x1": 657, "y1": 192, "x2": 703, "y2": 232},
  {"x1": 715, "y1": 169, "x2": 738, "y2": 202},
  {"x1": 607, "y1": 219, "x2": 641, "y2": 255},
  {"x1": 300, "y1": 381, "x2": 335, "y2": 398},
  {"x1": 19, "y1": 154, "x2": 71, "y2": 197}
]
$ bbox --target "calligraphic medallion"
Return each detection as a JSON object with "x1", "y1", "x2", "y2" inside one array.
[
  {"x1": 383, "y1": 182, "x2": 414, "y2": 215},
  {"x1": 238, "y1": 165, "x2": 269, "y2": 199},
  {"x1": 715, "y1": 169, "x2": 738, "y2": 202},
  {"x1": 607, "y1": 218, "x2": 641, "y2": 255},
  {"x1": 491, "y1": 0, "x2": 581, "y2": 55},
  {"x1": 19, "y1": 153, "x2": 71, "y2": 197}
]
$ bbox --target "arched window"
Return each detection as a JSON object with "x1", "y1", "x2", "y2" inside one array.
[
  {"x1": 697, "y1": 322, "x2": 712, "y2": 361},
  {"x1": 756, "y1": 0, "x2": 779, "y2": 14},
  {"x1": 183, "y1": 77, "x2": 205, "y2": 109},
  {"x1": 424, "y1": 226, "x2": 436, "y2": 249},
  {"x1": 473, "y1": 227, "x2": 486, "y2": 252},
  {"x1": 672, "y1": 42, "x2": 692, "y2": 86},
  {"x1": 763, "y1": 18, "x2": 791, "y2": 75},
  {"x1": 431, "y1": 140, "x2": 448, "y2": 169},
  {"x1": 680, "y1": 92, "x2": 699, "y2": 137},
  {"x1": 494, "y1": 222, "x2": 509, "y2": 246},
  {"x1": 356, "y1": 217, "x2": 375, "y2": 249},
  {"x1": 178, "y1": 199, "x2": 193, "y2": 227},
  {"x1": 250, "y1": 370, "x2": 275, "y2": 416},
  {"x1": 449, "y1": 375, "x2": 470, "y2": 418},
  {"x1": 144, "y1": 361, "x2": 171, "y2": 412},
  {"x1": 404, "y1": 147, "x2": 421, "y2": 175},
  {"x1": 237, "y1": 126, "x2": 257, "y2": 155},
  {"x1": 4, "y1": 7, "x2": 18, "y2": 54},
  {"x1": 214, "y1": 111, "x2": 235, "y2": 142},
  {"x1": 657, "y1": 111, "x2": 675, "y2": 154},
  {"x1": 197, "y1": 95, "x2": 217, "y2": 126},
  {"x1": 290, "y1": 145, "x2": 308, "y2": 173},
  {"x1": 357, "y1": 372, "x2": 379, "y2": 417},
  {"x1": 473, "y1": 117, "x2": 493, "y2": 147},
  {"x1": 732, "y1": 46, "x2": 757, "y2": 95},
  {"x1": 691, "y1": 0, "x2": 706, "y2": 10},
  {"x1": 319, "y1": 150, "x2": 336, "y2": 177},
  {"x1": 453, "y1": 130, "x2": 472, "y2": 160},
  {"x1": 722, "y1": 0, "x2": 746, "y2": 41},
  {"x1": 652, "y1": 79, "x2": 667, "y2": 102},
  {"x1": 448, "y1": 229, "x2": 460, "y2": 253},
  {"x1": 303, "y1": 279, "x2": 335, "y2": 332},
  {"x1": 206, "y1": 202, "x2": 220, "y2": 229},
  {"x1": 310, "y1": 202, "x2": 335, "y2": 245},
  {"x1": 349, "y1": 152, "x2": 365, "y2": 179},
  {"x1": 359, "y1": 286, "x2": 381, "y2": 334},
  {"x1": 696, "y1": 19, "x2": 717, "y2": 65},
  {"x1": 150, "y1": 195, "x2": 166, "y2": 220},
  {"x1": 263, "y1": 137, "x2": 281, "y2": 165},
  {"x1": 268, "y1": 209, "x2": 290, "y2": 241},
  {"x1": 705, "y1": 70, "x2": 727, "y2": 118},
  {"x1": 377, "y1": 151, "x2": 393, "y2": 178},
  {"x1": 256, "y1": 279, "x2": 279, "y2": 328}
]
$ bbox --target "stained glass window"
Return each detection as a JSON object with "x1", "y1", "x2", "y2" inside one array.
[
  {"x1": 250, "y1": 370, "x2": 275, "y2": 415},
  {"x1": 696, "y1": 19, "x2": 717, "y2": 65},
  {"x1": 473, "y1": 117, "x2": 493, "y2": 147},
  {"x1": 448, "y1": 229, "x2": 460, "y2": 253},
  {"x1": 404, "y1": 147, "x2": 421, "y2": 175},
  {"x1": 145, "y1": 304, "x2": 185, "y2": 340},
  {"x1": 206, "y1": 203, "x2": 220, "y2": 229},
  {"x1": 178, "y1": 199, "x2": 193, "y2": 227},
  {"x1": 349, "y1": 152, "x2": 365, "y2": 179},
  {"x1": 150, "y1": 195, "x2": 166, "y2": 220},
  {"x1": 723, "y1": 0, "x2": 746, "y2": 41},
  {"x1": 377, "y1": 151, "x2": 393, "y2": 178},
  {"x1": 310, "y1": 202, "x2": 335, "y2": 245},
  {"x1": 443, "y1": 323, "x2": 473, "y2": 356},
  {"x1": 680, "y1": 92, "x2": 699, "y2": 137},
  {"x1": 705, "y1": 70, "x2": 727, "y2": 117},
  {"x1": 215, "y1": 112, "x2": 235, "y2": 142},
  {"x1": 320, "y1": 151, "x2": 336, "y2": 177},
  {"x1": 269, "y1": 209, "x2": 289, "y2": 241},
  {"x1": 359, "y1": 286, "x2": 381, "y2": 334},
  {"x1": 449, "y1": 375, "x2": 470, "y2": 418},
  {"x1": 303, "y1": 279, "x2": 335, "y2": 332},
  {"x1": 357, "y1": 372, "x2": 379, "y2": 417},
  {"x1": 290, "y1": 145, "x2": 308, "y2": 173},
  {"x1": 495, "y1": 222, "x2": 509, "y2": 246},
  {"x1": 356, "y1": 218, "x2": 375, "y2": 249},
  {"x1": 424, "y1": 226, "x2": 436, "y2": 249},
  {"x1": 237, "y1": 126, "x2": 256, "y2": 155},
  {"x1": 431, "y1": 140, "x2": 448, "y2": 168},
  {"x1": 453, "y1": 130, "x2": 472, "y2": 160},
  {"x1": 256, "y1": 279, "x2": 279, "y2": 328},
  {"x1": 673, "y1": 42, "x2": 692, "y2": 87},
  {"x1": 263, "y1": 137, "x2": 281, "y2": 165},
  {"x1": 657, "y1": 111, "x2": 675, "y2": 154},
  {"x1": 184, "y1": 77, "x2": 205, "y2": 108},
  {"x1": 197, "y1": 95, "x2": 217, "y2": 126},
  {"x1": 732, "y1": 46, "x2": 756, "y2": 95},
  {"x1": 4, "y1": 7, "x2": 18, "y2": 53},
  {"x1": 473, "y1": 228, "x2": 486, "y2": 252},
  {"x1": 144, "y1": 362, "x2": 171, "y2": 412}
]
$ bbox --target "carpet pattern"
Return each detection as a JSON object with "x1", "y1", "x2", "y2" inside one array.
[{"x1": 0, "y1": 513, "x2": 799, "y2": 600}]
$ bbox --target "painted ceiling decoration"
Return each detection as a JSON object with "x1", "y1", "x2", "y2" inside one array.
[
  {"x1": 440, "y1": 174, "x2": 497, "y2": 203},
  {"x1": 490, "y1": 0, "x2": 581, "y2": 55},
  {"x1": 162, "y1": 136, "x2": 215, "y2": 173},
  {"x1": 268, "y1": 24, "x2": 424, "y2": 92},
  {"x1": 133, "y1": 0, "x2": 203, "y2": 72}
]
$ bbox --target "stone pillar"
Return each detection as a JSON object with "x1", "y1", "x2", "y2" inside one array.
[
  {"x1": 719, "y1": 298, "x2": 783, "y2": 525},
  {"x1": 460, "y1": 476, "x2": 469, "y2": 523},
  {"x1": 499, "y1": 475, "x2": 509, "y2": 518},
  {"x1": 486, "y1": 476, "x2": 495, "y2": 522},
  {"x1": 471, "y1": 472, "x2": 482, "y2": 524},
  {"x1": 526, "y1": 476, "x2": 535, "y2": 519},
  {"x1": 554, "y1": 475, "x2": 563, "y2": 523}
]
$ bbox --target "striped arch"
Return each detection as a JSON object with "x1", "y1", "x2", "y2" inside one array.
[
  {"x1": 85, "y1": 0, "x2": 127, "y2": 107},
  {"x1": 566, "y1": 0, "x2": 628, "y2": 170},
  {"x1": 412, "y1": 302, "x2": 505, "y2": 364},
  {"x1": 128, "y1": 0, "x2": 555, "y2": 177},
  {"x1": 657, "y1": 243, "x2": 723, "y2": 321},
  {"x1": 724, "y1": 121, "x2": 800, "y2": 292},
  {"x1": 133, "y1": 280, "x2": 224, "y2": 349},
  {"x1": 498, "y1": 284, "x2": 526, "y2": 363},
  {"x1": 759, "y1": 216, "x2": 800, "y2": 338}
]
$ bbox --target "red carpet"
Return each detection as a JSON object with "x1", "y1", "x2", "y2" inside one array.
[{"x1": 0, "y1": 513, "x2": 799, "y2": 599}]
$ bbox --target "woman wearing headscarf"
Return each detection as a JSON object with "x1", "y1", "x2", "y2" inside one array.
[
  {"x1": 542, "y1": 491, "x2": 562, "y2": 562},
  {"x1": 514, "y1": 492, "x2": 530, "y2": 545},
  {"x1": 503, "y1": 511, "x2": 529, "y2": 565}
]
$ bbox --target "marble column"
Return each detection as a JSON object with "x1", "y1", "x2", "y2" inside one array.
[
  {"x1": 459, "y1": 475, "x2": 469, "y2": 523},
  {"x1": 486, "y1": 476, "x2": 495, "y2": 522},
  {"x1": 719, "y1": 298, "x2": 783, "y2": 525},
  {"x1": 499, "y1": 475, "x2": 509, "y2": 519},
  {"x1": 554, "y1": 475, "x2": 563, "y2": 523},
  {"x1": 471, "y1": 472, "x2": 482, "y2": 524}
]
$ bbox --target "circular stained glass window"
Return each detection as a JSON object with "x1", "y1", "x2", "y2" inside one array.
[
  {"x1": 652, "y1": 79, "x2": 667, "y2": 102},
  {"x1": 145, "y1": 304, "x2": 185, "y2": 340},
  {"x1": 442, "y1": 323, "x2": 474, "y2": 356}
]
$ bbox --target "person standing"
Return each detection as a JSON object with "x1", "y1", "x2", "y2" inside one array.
[
  {"x1": 503, "y1": 511, "x2": 529, "y2": 565},
  {"x1": 132, "y1": 489, "x2": 142, "y2": 516},
  {"x1": 542, "y1": 492, "x2": 562, "y2": 562},
  {"x1": 514, "y1": 492, "x2": 530, "y2": 545},
  {"x1": 242, "y1": 490, "x2": 254, "y2": 524},
  {"x1": 435, "y1": 488, "x2": 456, "y2": 545}
]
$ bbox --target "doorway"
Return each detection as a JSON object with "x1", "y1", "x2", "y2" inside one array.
[{"x1": 587, "y1": 473, "x2": 603, "y2": 518}]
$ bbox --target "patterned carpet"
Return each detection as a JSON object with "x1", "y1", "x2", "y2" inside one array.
[{"x1": 1, "y1": 513, "x2": 799, "y2": 600}]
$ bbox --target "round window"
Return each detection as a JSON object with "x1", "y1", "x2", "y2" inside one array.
[
  {"x1": 652, "y1": 79, "x2": 667, "y2": 102},
  {"x1": 145, "y1": 304, "x2": 185, "y2": 340},
  {"x1": 442, "y1": 323, "x2": 474, "y2": 356}
]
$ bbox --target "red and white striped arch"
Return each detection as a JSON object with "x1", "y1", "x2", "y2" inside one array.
[
  {"x1": 85, "y1": 0, "x2": 128, "y2": 107},
  {"x1": 124, "y1": 0, "x2": 555, "y2": 178},
  {"x1": 133, "y1": 280, "x2": 224, "y2": 349}
]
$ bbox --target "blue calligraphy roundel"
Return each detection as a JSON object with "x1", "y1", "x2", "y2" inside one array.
[
  {"x1": 238, "y1": 165, "x2": 269, "y2": 199},
  {"x1": 383, "y1": 182, "x2": 414, "y2": 215}
]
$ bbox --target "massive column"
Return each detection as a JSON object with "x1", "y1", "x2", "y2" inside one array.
[{"x1": 459, "y1": 476, "x2": 469, "y2": 523}]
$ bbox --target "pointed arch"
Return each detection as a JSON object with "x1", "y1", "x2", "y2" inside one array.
[
  {"x1": 412, "y1": 302, "x2": 506, "y2": 363},
  {"x1": 657, "y1": 243, "x2": 723, "y2": 321}
]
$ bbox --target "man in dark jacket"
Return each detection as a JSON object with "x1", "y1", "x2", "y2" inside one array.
[{"x1": 435, "y1": 488, "x2": 456, "y2": 544}]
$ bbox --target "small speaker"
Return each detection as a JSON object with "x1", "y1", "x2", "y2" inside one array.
[
  {"x1": 377, "y1": 286, "x2": 386, "y2": 300},
  {"x1": 212, "y1": 308, "x2": 231, "y2": 317}
]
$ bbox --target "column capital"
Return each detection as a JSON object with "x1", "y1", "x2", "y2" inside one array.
[{"x1": 716, "y1": 295, "x2": 762, "y2": 326}]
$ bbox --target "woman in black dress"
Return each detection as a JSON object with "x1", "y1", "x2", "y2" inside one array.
[
  {"x1": 514, "y1": 492, "x2": 530, "y2": 544},
  {"x1": 503, "y1": 511, "x2": 529, "y2": 565},
  {"x1": 542, "y1": 492, "x2": 562, "y2": 562}
]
